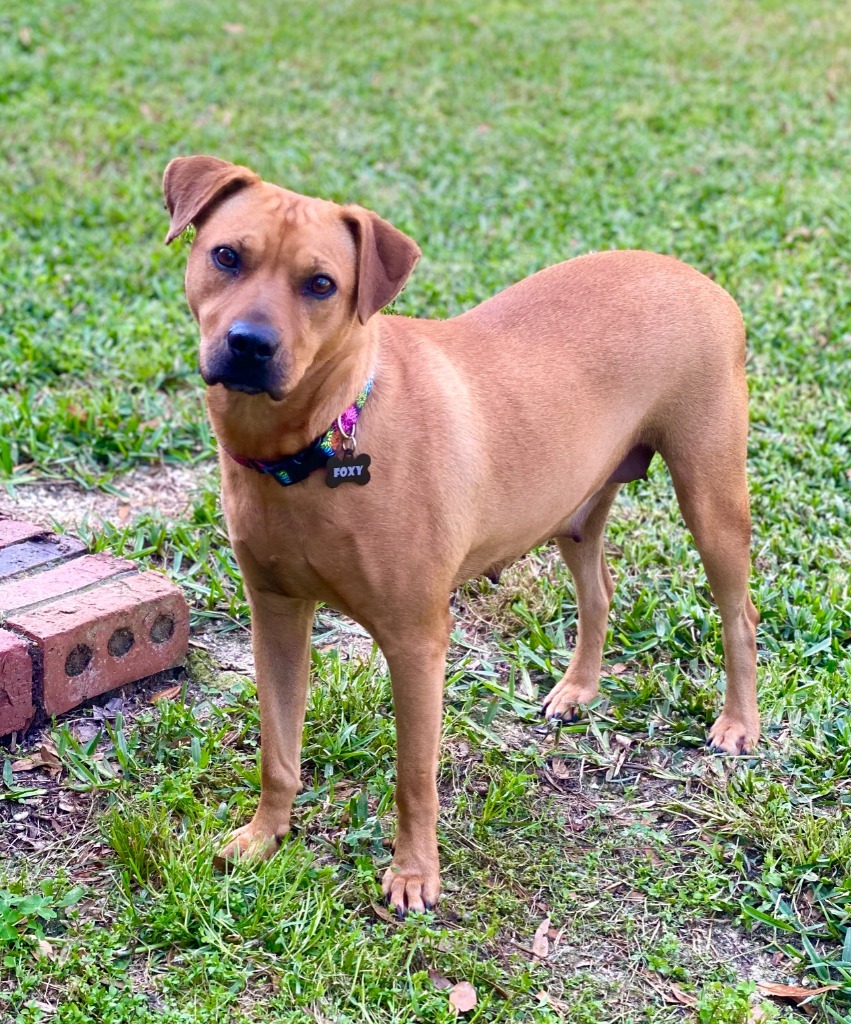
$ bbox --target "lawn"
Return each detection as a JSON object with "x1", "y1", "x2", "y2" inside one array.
[{"x1": 1, "y1": 0, "x2": 850, "y2": 1020}]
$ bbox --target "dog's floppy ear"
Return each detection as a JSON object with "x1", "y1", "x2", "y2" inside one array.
[
  {"x1": 162, "y1": 155, "x2": 260, "y2": 245},
  {"x1": 343, "y1": 206, "x2": 421, "y2": 324}
]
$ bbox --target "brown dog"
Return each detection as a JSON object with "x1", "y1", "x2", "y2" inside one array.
[{"x1": 163, "y1": 155, "x2": 759, "y2": 915}]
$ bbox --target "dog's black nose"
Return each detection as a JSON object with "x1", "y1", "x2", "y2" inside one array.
[
  {"x1": 203, "y1": 320, "x2": 285, "y2": 398},
  {"x1": 226, "y1": 321, "x2": 279, "y2": 362}
]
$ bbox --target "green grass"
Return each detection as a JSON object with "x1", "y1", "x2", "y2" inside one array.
[{"x1": 1, "y1": 0, "x2": 850, "y2": 1020}]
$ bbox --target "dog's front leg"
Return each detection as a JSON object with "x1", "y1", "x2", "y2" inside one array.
[
  {"x1": 216, "y1": 591, "x2": 315, "y2": 866},
  {"x1": 379, "y1": 622, "x2": 449, "y2": 915}
]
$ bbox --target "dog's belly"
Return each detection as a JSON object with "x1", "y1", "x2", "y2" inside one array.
[
  {"x1": 452, "y1": 439, "x2": 655, "y2": 588},
  {"x1": 454, "y1": 501, "x2": 591, "y2": 589}
]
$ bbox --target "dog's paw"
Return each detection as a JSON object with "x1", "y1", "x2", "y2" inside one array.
[
  {"x1": 541, "y1": 677, "x2": 599, "y2": 722},
  {"x1": 213, "y1": 821, "x2": 283, "y2": 871},
  {"x1": 382, "y1": 859, "x2": 440, "y2": 917},
  {"x1": 707, "y1": 713, "x2": 760, "y2": 755}
]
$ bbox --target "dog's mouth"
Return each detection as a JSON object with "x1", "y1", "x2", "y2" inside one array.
[
  {"x1": 211, "y1": 378, "x2": 287, "y2": 402},
  {"x1": 221, "y1": 381, "x2": 264, "y2": 396},
  {"x1": 200, "y1": 362, "x2": 287, "y2": 402}
]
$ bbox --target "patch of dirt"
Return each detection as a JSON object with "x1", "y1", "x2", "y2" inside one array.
[
  {"x1": 455, "y1": 546, "x2": 567, "y2": 645},
  {"x1": 315, "y1": 611, "x2": 382, "y2": 662},
  {"x1": 194, "y1": 628, "x2": 254, "y2": 674},
  {"x1": 540, "y1": 921, "x2": 793, "y2": 1013},
  {"x1": 509, "y1": 764, "x2": 799, "y2": 1013},
  {"x1": 0, "y1": 462, "x2": 216, "y2": 532},
  {"x1": 193, "y1": 608, "x2": 382, "y2": 677}
]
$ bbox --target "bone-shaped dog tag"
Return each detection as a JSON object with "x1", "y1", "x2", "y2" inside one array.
[{"x1": 325, "y1": 452, "x2": 371, "y2": 487}]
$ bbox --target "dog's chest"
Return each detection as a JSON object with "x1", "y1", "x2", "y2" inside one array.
[{"x1": 222, "y1": 477, "x2": 369, "y2": 606}]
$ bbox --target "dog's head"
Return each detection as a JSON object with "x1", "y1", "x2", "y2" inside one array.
[{"x1": 162, "y1": 156, "x2": 420, "y2": 402}]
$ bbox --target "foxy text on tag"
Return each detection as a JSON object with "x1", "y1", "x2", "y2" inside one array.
[{"x1": 326, "y1": 453, "x2": 371, "y2": 487}]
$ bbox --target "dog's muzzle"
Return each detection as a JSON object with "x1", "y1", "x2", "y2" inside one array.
[{"x1": 202, "y1": 320, "x2": 286, "y2": 399}]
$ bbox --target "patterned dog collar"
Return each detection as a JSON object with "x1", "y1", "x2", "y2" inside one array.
[{"x1": 223, "y1": 376, "x2": 374, "y2": 487}]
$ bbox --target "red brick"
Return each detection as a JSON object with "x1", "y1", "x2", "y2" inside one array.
[
  {"x1": 0, "y1": 519, "x2": 48, "y2": 549},
  {"x1": 0, "y1": 628, "x2": 35, "y2": 735},
  {"x1": 0, "y1": 535, "x2": 87, "y2": 580},
  {"x1": 0, "y1": 553, "x2": 135, "y2": 616},
  {"x1": 7, "y1": 572, "x2": 189, "y2": 716}
]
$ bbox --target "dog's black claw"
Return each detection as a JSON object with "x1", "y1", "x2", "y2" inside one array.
[
  {"x1": 424, "y1": 901, "x2": 434, "y2": 912},
  {"x1": 707, "y1": 743, "x2": 725, "y2": 755},
  {"x1": 539, "y1": 705, "x2": 582, "y2": 726}
]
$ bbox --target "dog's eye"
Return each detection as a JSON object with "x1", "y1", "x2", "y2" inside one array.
[
  {"x1": 212, "y1": 247, "x2": 240, "y2": 272},
  {"x1": 304, "y1": 274, "x2": 336, "y2": 298}
]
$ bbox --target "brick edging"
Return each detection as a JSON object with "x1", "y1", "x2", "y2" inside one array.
[{"x1": 0, "y1": 516, "x2": 189, "y2": 736}]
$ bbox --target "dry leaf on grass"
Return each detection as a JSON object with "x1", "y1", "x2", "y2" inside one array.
[
  {"x1": 664, "y1": 983, "x2": 698, "y2": 1007},
  {"x1": 448, "y1": 981, "x2": 477, "y2": 1014},
  {"x1": 39, "y1": 740, "x2": 62, "y2": 767},
  {"x1": 531, "y1": 917, "x2": 550, "y2": 960},
  {"x1": 550, "y1": 757, "x2": 570, "y2": 779},
  {"x1": 428, "y1": 969, "x2": 453, "y2": 990},
  {"x1": 12, "y1": 741, "x2": 62, "y2": 775},
  {"x1": 517, "y1": 667, "x2": 536, "y2": 698},
  {"x1": 35, "y1": 939, "x2": 55, "y2": 961},
  {"x1": 149, "y1": 685, "x2": 182, "y2": 704},
  {"x1": 536, "y1": 991, "x2": 571, "y2": 1016},
  {"x1": 756, "y1": 982, "x2": 839, "y2": 1004},
  {"x1": 92, "y1": 697, "x2": 124, "y2": 721},
  {"x1": 73, "y1": 721, "x2": 100, "y2": 744},
  {"x1": 369, "y1": 901, "x2": 397, "y2": 924}
]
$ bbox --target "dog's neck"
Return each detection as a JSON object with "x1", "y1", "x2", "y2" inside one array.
[{"x1": 207, "y1": 321, "x2": 379, "y2": 461}]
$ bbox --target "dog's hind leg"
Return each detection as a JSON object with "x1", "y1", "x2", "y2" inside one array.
[
  {"x1": 542, "y1": 483, "x2": 621, "y2": 721},
  {"x1": 662, "y1": 415, "x2": 759, "y2": 754}
]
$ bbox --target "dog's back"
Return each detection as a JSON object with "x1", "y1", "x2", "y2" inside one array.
[{"x1": 454, "y1": 249, "x2": 745, "y2": 391}]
